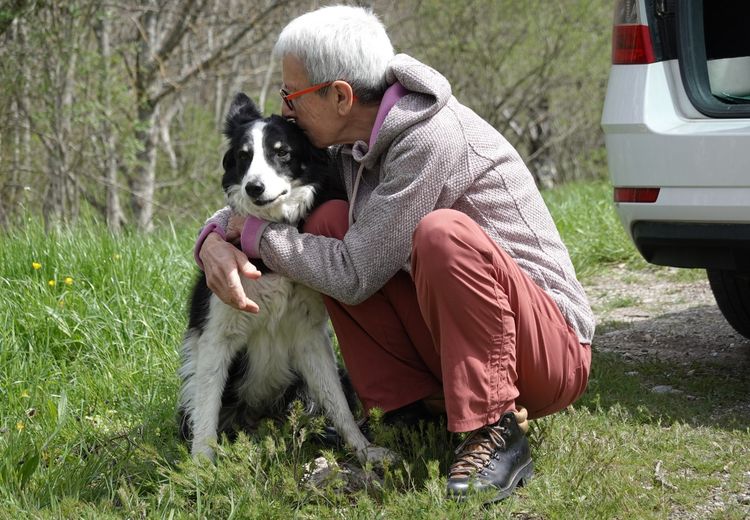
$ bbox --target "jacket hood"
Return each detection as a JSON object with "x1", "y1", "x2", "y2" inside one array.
[{"x1": 353, "y1": 54, "x2": 452, "y2": 169}]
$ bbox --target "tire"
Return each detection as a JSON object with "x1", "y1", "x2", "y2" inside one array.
[{"x1": 706, "y1": 269, "x2": 750, "y2": 340}]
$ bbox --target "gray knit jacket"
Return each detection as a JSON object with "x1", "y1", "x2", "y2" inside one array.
[{"x1": 203, "y1": 54, "x2": 595, "y2": 343}]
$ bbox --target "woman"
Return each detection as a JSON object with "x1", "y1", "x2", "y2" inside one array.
[{"x1": 196, "y1": 5, "x2": 594, "y2": 502}]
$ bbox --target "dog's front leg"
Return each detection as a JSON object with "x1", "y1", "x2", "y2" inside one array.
[
  {"x1": 295, "y1": 334, "x2": 399, "y2": 465},
  {"x1": 190, "y1": 332, "x2": 237, "y2": 462}
]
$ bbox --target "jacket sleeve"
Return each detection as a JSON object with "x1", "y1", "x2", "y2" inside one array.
[
  {"x1": 193, "y1": 206, "x2": 232, "y2": 269},
  {"x1": 259, "y1": 122, "x2": 470, "y2": 304}
]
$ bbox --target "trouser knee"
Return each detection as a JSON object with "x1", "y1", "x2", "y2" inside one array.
[
  {"x1": 411, "y1": 209, "x2": 478, "y2": 274},
  {"x1": 302, "y1": 200, "x2": 349, "y2": 239}
]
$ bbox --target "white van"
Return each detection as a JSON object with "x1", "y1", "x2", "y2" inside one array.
[{"x1": 601, "y1": 0, "x2": 750, "y2": 339}]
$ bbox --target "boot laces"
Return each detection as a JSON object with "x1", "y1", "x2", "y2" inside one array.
[{"x1": 449, "y1": 423, "x2": 508, "y2": 479}]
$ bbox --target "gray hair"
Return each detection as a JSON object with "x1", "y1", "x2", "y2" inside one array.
[{"x1": 273, "y1": 5, "x2": 394, "y2": 103}]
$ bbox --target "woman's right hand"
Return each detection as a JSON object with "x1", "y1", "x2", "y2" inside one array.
[{"x1": 199, "y1": 232, "x2": 263, "y2": 313}]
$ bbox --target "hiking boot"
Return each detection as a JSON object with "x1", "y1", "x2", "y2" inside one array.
[{"x1": 446, "y1": 409, "x2": 533, "y2": 502}]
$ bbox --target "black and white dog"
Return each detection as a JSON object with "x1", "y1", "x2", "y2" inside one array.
[{"x1": 178, "y1": 93, "x2": 392, "y2": 464}]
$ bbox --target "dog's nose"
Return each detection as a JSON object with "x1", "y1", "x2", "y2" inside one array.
[{"x1": 245, "y1": 181, "x2": 265, "y2": 199}]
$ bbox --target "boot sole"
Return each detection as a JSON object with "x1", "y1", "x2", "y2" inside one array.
[
  {"x1": 445, "y1": 457, "x2": 535, "y2": 503},
  {"x1": 486, "y1": 457, "x2": 534, "y2": 504}
]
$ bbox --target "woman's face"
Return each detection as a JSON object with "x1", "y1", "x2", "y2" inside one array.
[{"x1": 280, "y1": 55, "x2": 344, "y2": 149}]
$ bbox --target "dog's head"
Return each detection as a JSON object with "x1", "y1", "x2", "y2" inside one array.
[{"x1": 221, "y1": 92, "x2": 331, "y2": 224}]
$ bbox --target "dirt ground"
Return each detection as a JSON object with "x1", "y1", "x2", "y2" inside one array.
[
  {"x1": 584, "y1": 265, "x2": 750, "y2": 519},
  {"x1": 586, "y1": 264, "x2": 750, "y2": 366}
]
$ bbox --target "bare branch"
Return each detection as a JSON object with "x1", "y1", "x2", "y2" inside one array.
[
  {"x1": 153, "y1": 0, "x2": 206, "y2": 65},
  {"x1": 149, "y1": 1, "x2": 286, "y2": 105},
  {"x1": 0, "y1": 0, "x2": 32, "y2": 37}
]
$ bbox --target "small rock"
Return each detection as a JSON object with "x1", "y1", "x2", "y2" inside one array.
[
  {"x1": 301, "y1": 455, "x2": 383, "y2": 494},
  {"x1": 651, "y1": 385, "x2": 682, "y2": 394},
  {"x1": 302, "y1": 456, "x2": 340, "y2": 489},
  {"x1": 625, "y1": 371, "x2": 639, "y2": 376}
]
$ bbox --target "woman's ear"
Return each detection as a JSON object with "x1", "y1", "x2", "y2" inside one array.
[{"x1": 332, "y1": 80, "x2": 355, "y2": 116}]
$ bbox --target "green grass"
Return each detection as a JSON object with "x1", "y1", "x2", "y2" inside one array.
[
  {"x1": 1, "y1": 184, "x2": 748, "y2": 518},
  {"x1": 542, "y1": 180, "x2": 644, "y2": 279}
]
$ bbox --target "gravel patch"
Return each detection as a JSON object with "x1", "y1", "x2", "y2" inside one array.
[
  {"x1": 584, "y1": 264, "x2": 750, "y2": 519},
  {"x1": 585, "y1": 265, "x2": 750, "y2": 365}
]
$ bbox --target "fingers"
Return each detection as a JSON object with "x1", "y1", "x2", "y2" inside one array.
[
  {"x1": 225, "y1": 267, "x2": 260, "y2": 313},
  {"x1": 236, "y1": 252, "x2": 262, "y2": 281},
  {"x1": 201, "y1": 236, "x2": 261, "y2": 313},
  {"x1": 229, "y1": 250, "x2": 261, "y2": 313}
]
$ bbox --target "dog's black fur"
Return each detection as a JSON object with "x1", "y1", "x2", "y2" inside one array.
[{"x1": 176, "y1": 94, "x2": 374, "y2": 461}]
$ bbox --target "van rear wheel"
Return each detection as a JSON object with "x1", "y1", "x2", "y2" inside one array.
[{"x1": 707, "y1": 269, "x2": 750, "y2": 340}]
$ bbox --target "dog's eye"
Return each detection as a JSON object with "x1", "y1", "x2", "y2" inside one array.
[
  {"x1": 276, "y1": 150, "x2": 291, "y2": 161},
  {"x1": 237, "y1": 150, "x2": 251, "y2": 162}
]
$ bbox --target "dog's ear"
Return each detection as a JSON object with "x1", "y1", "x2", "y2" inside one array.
[{"x1": 224, "y1": 92, "x2": 262, "y2": 138}]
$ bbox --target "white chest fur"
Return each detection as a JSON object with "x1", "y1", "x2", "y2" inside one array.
[{"x1": 197, "y1": 274, "x2": 332, "y2": 409}]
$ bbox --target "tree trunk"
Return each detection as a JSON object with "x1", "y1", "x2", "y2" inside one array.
[
  {"x1": 132, "y1": 102, "x2": 159, "y2": 232},
  {"x1": 61, "y1": 44, "x2": 79, "y2": 224},
  {"x1": 0, "y1": 127, "x2": 6, "y2": 229},
  {"x1": 126, "y1": 0, "x2": 288, "y2": 231},
  {"x1": 42, "y1": 153, "x2": 64, "y2": 231},
  {"x1": 42, "y1": 33, "x2": 78, "y2": 231},
  {"x1": 159, "y1": 102, "x2": 180, "y2": 173},
  {"x1": 7, "y1": 17, "x2": 30, "y2": 223},
  {"x1": 258, "y1": 51, "x2": 275, "y2": 112},
  {"x1": 130, "y1": 3, "x2": 158, "y2": 232},
  {"x1": 97, "y1": 9, "x2": 126, "y2": 232}
]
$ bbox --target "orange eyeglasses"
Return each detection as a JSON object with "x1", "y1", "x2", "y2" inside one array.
[{"x1": 279, "y1": 81, "x2": 333, "y2": 110}]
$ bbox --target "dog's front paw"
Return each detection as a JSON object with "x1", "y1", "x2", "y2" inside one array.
[
  {"x1": 191, "y1": 442, "x2": 216, "y2": 463},
  {"x1": 357, "y1": 444, "x2": 400, "y2": 465}
]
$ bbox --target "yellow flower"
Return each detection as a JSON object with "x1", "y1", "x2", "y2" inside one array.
[
  {"x1": 16, "y1": 421, "x2": 24, "y2": 432},
  {"x1": 48, "y1": 280, "x2": 56, "y2": 287},
  {"x1": 20, "y1": 390, "x2": 30, "y2": 399},
  {"x1": 58, "y1": 298, "x2": 64, "y2": 308},
  {"x1": 113, "y1": 254, "x2": 121, "y2": 260},
  {"x1": 64, "y1": 277, "x2": 73, "y2": 286},
  {"x1": 32, "y1": 262, "x2": 42, "y2": 270}
]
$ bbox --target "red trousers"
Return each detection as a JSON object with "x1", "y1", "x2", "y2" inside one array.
[{"x1": 303, "y1": 201, "x2": 591, "y2": 433}]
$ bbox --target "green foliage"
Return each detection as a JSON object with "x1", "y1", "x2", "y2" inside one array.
[
  {"x1": 0, "y1": 1, "x2": 290, "y2": 230},
  {"x1": 1, "y1": 186, "x2": 748, "y2": 517},
  {"x1": 154, "y1": 103, "x2": 226, "y2": 225},
  {"x1": 0, "y1": 1, "x2": 142, "y2": 227},
  {"x1": 542, "y1": 180, "x2": 643, "y2": 279},
  {"x1": 391, "y1": 0, "x2": 612, "y2": 183},
  {"x1": 1, "y1": 0, "x2": 614, "y2": 229}
]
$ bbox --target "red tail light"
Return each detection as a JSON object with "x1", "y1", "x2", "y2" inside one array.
[
  {"x1": 614, "y1": 187, "x2": 660, "y2": 203},
  {"x1": 612, "y1": 24, "x2": 656, "y2": 64},
  {"x1": 611, "y1": 0, "x2": 656, "y2": 64}
]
